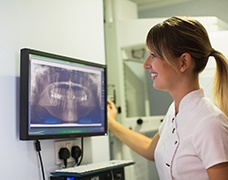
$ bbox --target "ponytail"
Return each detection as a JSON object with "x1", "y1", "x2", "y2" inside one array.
[{"x1": 212, "y1": 50, "x2": 228, "y2": 117}]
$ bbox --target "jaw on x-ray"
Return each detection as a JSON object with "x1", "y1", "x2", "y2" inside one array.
[{"x1": 30, "y1": 64, "x2": 101, "y2": 124}]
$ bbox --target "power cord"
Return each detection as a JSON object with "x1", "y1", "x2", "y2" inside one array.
[
  {"x1": 77, "y1": 137, "x2": 84, "y2": 166},
  {"x1": 59, "y1": 147, "x2": 70, "y2": 168},
  {"x1": 34, "y1": 140, "x2": 46, "y2": 180},
  {"x1": 71, "y1": 145, "x2": 82, "y2": 165}
]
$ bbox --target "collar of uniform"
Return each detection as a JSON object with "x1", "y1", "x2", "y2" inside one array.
[{"x1": 178, "y1": 88, "x2": 205, "y2": 115}]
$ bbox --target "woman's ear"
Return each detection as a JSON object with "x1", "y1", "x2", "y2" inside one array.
[{"x1": 179, "y1": 53, "x2": 192, "y2": 72}]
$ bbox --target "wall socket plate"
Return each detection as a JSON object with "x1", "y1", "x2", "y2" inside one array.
[{"x1": 54, "y1": 139, "x2": 80, "y2": 165}]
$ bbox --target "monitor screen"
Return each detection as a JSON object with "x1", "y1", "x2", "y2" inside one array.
[{"x1": 20, "y1": 48, "x2": 107, "y2": 140}]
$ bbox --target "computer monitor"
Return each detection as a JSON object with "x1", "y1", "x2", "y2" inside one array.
[{"x1": 20, "y1": 48, "x2": 107, "y2": 140}]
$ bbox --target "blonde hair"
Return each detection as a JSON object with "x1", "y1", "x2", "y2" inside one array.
[
  {"x1": 146, "y1": 16, "x2": 228, "y2": 116},
  {"x1": 212, "y1": 50, "x2": 228, "y2": 116}
]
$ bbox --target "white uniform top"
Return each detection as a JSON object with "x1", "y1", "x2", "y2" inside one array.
[{"x1": 154, "y1": 89, "x2": 228, "y2": 180}]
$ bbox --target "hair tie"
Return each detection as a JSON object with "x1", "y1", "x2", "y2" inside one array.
[{"x1": 210, "y1": 49, "x2": 216, "y2": 56}]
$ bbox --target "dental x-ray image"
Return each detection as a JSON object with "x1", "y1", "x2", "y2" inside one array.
[{"x1": 29, "y1": 61, "x2": 102, "y2": 125}]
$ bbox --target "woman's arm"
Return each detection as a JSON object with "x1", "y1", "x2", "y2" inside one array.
[
  {"x1": 207, "y1": 162, "x2": 228, "y2": 180},
  {"x1": 107, "y1": 99, "x2": 159, "y2": 160}
]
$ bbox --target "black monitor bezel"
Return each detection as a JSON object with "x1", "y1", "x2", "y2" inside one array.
[{"x1": 20, "y1": 48, "x2": 107, "y2": 140}]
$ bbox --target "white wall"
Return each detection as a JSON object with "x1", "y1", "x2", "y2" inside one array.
[{"x1": 0, "y1": 0, "x2": 109, "y2": 179}]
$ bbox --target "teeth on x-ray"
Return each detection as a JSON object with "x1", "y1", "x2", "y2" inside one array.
[
  {"x1": 50, "y1": 82, "x2": 88, "y2": 102},
  {"x1": 50, "y1": 90, "x2": 62, "y2": 99}
]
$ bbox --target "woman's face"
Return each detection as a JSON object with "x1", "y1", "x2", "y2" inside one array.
[{"x1": 144, "y1": 51, "x2": 180, "y2": 92}]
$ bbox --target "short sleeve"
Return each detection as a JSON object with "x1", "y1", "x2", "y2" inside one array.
[{"x1": 193, "y1": 114, "x2": 228, "y2": 169}]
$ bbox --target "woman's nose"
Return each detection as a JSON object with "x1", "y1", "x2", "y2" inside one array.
[{"x1": 143, "y1": 55, "x2": 151, "y2": 69}]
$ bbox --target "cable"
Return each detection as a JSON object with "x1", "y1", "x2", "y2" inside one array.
[
  {"x1": 77, "y1": 137, "x2": 84, "y2": 166},
  {"x1": 110, "y1": 170, "x2": 114, "y2": 180},
  {"x1": 59, "y1": 147, "x2": 70, "y2": 168},
  {"x1": 71, "y1": 145, "x2": 82, "y2": 165},
  {"x1": 34, "y1": 140, "x2": 46, "y2": 180}
]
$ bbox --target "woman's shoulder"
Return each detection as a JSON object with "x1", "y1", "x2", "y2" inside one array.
[{"x1": 193, "y1": 99, "x2": 228, "y2": 138}]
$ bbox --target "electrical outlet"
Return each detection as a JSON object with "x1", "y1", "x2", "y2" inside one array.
[{"x1": 54, "y1": 139, "x2": 80, "y2": 165}]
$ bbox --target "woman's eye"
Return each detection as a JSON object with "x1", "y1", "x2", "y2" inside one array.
[{"x1": 150, "y1": 53, "x2": 156, "y2": 58}]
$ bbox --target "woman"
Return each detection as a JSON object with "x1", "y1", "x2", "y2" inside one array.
[{"x1": 107, "y1": 16, "x2": 228, "y2": 180}]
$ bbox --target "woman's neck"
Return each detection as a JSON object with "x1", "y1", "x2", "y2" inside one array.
[{"x1": 171, "y1": 78, "x2": 200, "y2": 115}]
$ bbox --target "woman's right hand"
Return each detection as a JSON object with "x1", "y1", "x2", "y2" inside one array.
[{"x1": 107, "y1": 99, "x2": 117, "y2": 128}]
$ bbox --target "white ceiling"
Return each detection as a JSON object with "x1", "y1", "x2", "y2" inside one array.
[{"x1": 129, "y1": 0, "x2": 196, "y2": 12}]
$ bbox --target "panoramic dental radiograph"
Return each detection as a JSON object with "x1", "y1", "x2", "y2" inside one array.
[{"x1": 30, "y1": 64, "x2": 102, "y2": 124}]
